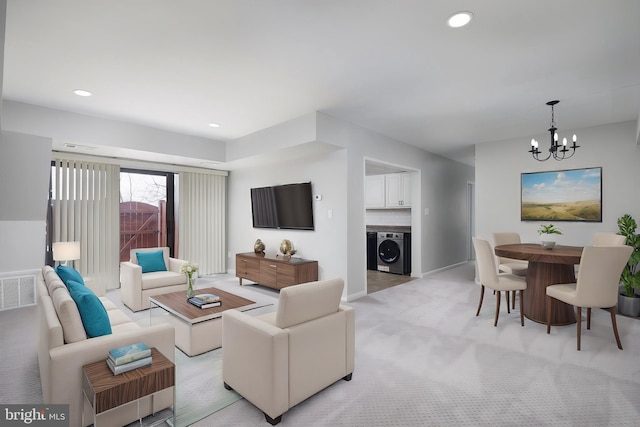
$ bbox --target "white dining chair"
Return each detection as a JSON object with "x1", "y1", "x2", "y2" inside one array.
[
  {"x1": 473, "y1": 238, "x2": 527, "y2": 327},
  {"x1": 493, "y1": 232, "x2": 528, "y2": 309},
  {"x1": 546, "y1": 245, "x2": 632, "y2": 351},
  {"x1": 593, "y1": 232, "x2": 627, "y2": 246}
]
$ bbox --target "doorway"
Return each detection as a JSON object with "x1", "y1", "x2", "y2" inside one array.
[
  {"x1": 364, "y1": 159, "x2": 417, "y2": 294},
  {"x1": 119, "y1": 169, "x2": 176, "y2": 261}
]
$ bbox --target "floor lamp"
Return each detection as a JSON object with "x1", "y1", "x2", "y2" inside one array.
[{"x1": 53, "y1": 241, "x2": 80, "y2": 267}]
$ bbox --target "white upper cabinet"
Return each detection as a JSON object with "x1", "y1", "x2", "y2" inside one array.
[
  {"x1": 365, "y1": 175, "x2": 386, "y2": 208},
  {"x1": 385, "y1": 173, "x2": 411, "y2": 208},
  {"x1": 365, "y1": 173, "x2": 411, "y2": 209}
]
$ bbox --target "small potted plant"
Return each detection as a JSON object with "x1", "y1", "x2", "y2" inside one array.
[
  {"x1": 617, "y1": 214, "x2": 640, "y2": 317},
  {"x1": 538, "y1": 223, "x2": 562, "y2": 249}
]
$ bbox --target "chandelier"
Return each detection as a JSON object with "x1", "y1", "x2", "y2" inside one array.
[{"x1": 529, "y1": 100, "x2": 579, "y2": 161}]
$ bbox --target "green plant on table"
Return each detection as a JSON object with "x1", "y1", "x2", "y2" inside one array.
[
  {"x1": 617, "y1": 214, "x2": 640, "y2": 298},
  {"x1": 538, "y1": 223, "x2": 562, "y2": 236}
]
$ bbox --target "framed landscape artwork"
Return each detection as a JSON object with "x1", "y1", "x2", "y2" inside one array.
[{"x1": 521, "y1": 167, "x2": 602, "y2": 222}]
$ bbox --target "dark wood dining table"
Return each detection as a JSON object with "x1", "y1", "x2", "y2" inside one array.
[{"x1": 494, "y1": 243, "x2": 584, "y2": 325}]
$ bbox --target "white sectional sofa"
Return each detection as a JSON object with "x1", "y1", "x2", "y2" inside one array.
[
  {"x1": 37, "y1": 265, "x2": 175, "y2": 427},
  {"x1": 120, "y1": 247, "x2": 188, "y2": 312}
]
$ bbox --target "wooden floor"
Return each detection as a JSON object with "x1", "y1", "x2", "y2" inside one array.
[{"x1": 367, "y1": 270, "x2": 415, "y2": 294}]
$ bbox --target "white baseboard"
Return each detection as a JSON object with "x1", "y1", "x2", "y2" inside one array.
[{"x1": 421, "y1": 260, "x2": 469, "y2": 278}]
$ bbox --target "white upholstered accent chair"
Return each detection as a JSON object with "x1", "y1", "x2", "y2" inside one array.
[
  {"x1": 222, "y1": 278, "x2": 355, "y2": 425},
  {"x1": 546, "y1": 245, "x2": 632, "y2": 351},
  {"x1": 120, "y1": 247, "x2": 188, "y2": 311},
  {"x1": 473, "y1": 238, "x2": 527, "y2": 327},
  {"x1": 493, "y1": 232, "x2": 528, "y2": 309},
  {"x1": 593, "y1": 232, "x2": 627, "y2": 246}
]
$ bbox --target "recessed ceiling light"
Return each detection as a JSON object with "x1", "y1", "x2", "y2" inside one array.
[
  {"x1": 447, "y1": 11, "x2": 473, "y2": 28},
  {"x1": 73, "y1": 89, "x2": 92, "y2": 97},
  {"x1": 208, "y1": 122, "x2": 221, "y2": 128}
]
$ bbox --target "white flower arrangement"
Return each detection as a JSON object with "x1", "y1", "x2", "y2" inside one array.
[{"x1": 180, "y1": 262, "x2": 199, "y2": 278}]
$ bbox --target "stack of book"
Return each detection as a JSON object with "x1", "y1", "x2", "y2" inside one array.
[
  {"x1": 187, "y1": 293, "x2": 221, "y2": 309},
  {"x1": 107, "y1": 342, "x2": 152, "y2": 375}
]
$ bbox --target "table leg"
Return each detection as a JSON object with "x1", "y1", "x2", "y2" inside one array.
[{"x1": 524, "y1": 261, "x2": 577, "y2": 325}]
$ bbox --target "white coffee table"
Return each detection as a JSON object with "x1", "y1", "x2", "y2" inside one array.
[{"x1": 149, "y1": 287, "x2": 258, "y2": 356}]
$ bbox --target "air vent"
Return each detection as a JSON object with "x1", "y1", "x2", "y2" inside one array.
[
  {"x1": 0, "y1": 271, "x2": 37, "y2": 310},
  {"x1": 64, "y1": 143, "x2": 97, "y2": 151}
]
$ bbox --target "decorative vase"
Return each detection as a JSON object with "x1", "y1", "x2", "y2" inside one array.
[
  {"x1": 187, "y1": 275, "x2": 195, "y2": 298},
  {"x1": 540, "y1": 240, "x2": 556, "y2": 250},
  {"x1": 539, "y1": 235, "x2": 557, "y2": 250},
  {"x1": 618, "y1": 293, "x2": 640, "y2": 317}
]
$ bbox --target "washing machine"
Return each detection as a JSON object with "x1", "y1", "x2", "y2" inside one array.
[{"x1": 377, "y1": 232, "x2": 407, "y2": 275}]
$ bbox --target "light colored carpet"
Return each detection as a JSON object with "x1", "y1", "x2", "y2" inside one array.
[
  {"x1": 193, "y1": 263, "x2": 640, "y2": 426},
  {"x1": 4, "y1": 265, "x2": 640, "y2": 426},
  {"x1": 0, "y1": 304, "x2": 42, "y2": 405},
  {"x1": 0, "y1": 273, "x2": 278, "y2": 426},
  {"x1": 110, "y1": 275, "x2": 279, "y2": 426}
]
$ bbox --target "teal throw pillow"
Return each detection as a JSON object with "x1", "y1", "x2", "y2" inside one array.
[
  {"x1": 66, "y1": 280, "x2": 112, "y2": 338},
  {"x1": 136, "y1": 250, "x2": 167, "y2": 273},
  {"x1": 56, "y1": 265, "x2": 85, "y2": 287}
]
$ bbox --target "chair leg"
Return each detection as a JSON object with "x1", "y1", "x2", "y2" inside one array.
[
  {"x1": 587, "y1": 307, "x2": 591, "y2": 330},
  {"x1": 576, "y1": 306, "x2": 582, "y2": 351},
  {"x1": 506, "y1": 291, "x2": 511, "y2": 314},
  {"x1": 609, "y1": 306, "x2": 623, "y2": 350},
  {"x1": 494, "y1": 290, "x2": 501, "y2": 326},
  {"x1": 519, "y1": 290, "x2": 524, "y2": 326},
  {"x1": 546, "y1": 295, "x2": 552, "y2": 334},
  {"x1": 264, "y1": 413, "x2": 282, "y2": 425},
  {"x1": 476, "y1": 285, "x2": 485, "y2": 316},
  {"x1": 512, "y1": 291, "x2": 516, "y2": 310}
]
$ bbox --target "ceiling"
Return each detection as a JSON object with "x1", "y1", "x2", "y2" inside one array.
[{"x1": 3, "y1": 1, "x2": 640, "y2": 167}]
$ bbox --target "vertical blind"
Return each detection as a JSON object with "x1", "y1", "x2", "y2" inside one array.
[
  {"x1": 178, "y1": 172, "x2": 226, "y2": 275},
  {"x1": 52, "y1": 158, "x2": 120, "y2": 294}
]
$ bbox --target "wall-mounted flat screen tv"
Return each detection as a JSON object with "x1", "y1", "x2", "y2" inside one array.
[{"x1": 251, "y1": 182, "x2": 315, "y2": 230}]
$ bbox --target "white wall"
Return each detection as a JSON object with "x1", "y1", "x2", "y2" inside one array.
[
  {"x1": 326, "y1": 112, "x2": 474, "y2": 298},
  {"x1": 227, "y1": 148, "x2": 348, "y2": 285},
  {"x1": 366, "y1": 209, "x2": 412, "y2": 226},
  {"x1": 0, "y1": 101, "x2": 473, "y2": 300},
  {"x1": 3, "y1": 101, "x2": 226, "y2": 163},
  {"x1": 0, "y1": 130, "x2": 52, "y2": 271},
  {"x1": 476, "y1": 120, "x2": 640, "y2": 246},
  {"x1": 227, "y1": 112, "x2": 475, "y2": 300}
]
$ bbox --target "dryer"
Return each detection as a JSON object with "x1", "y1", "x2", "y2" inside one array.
[{"x1": 377, "y1": 232, "x2": 408, "y2": 275}]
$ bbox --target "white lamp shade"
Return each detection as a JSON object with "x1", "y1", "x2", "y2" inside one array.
[{"x1": 53, "y1": 241, "x2": 81, "y2": 262}]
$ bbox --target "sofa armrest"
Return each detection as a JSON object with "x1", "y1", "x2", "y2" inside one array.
[
  {"x1": 340, "y1": 305, "x2": 355, "y2": 376},
  {"x1": 168, "y1": 257, "x2": 188, "y2": 274},
  {"x1": 222, "y1": 310, "x2": 289, "y2": 420},
  {"x1": 120, "y1": 261, "x2": 142, "y2": 311},
  {"x1": 47, "y1": 323, "x2": 175, "y2": 427}
]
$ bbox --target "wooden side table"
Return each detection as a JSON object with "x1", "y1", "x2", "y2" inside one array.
[{"x1": 82, "y1": 347, "x2": 175, "y2": 426}]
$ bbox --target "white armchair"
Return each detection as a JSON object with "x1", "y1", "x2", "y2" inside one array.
[
  {"x1": 222, "y1": 278, "x2": 355, "y2": 425},
  {"x1": 120, "y1": 247, "x2": 188, "y2": 312}
]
